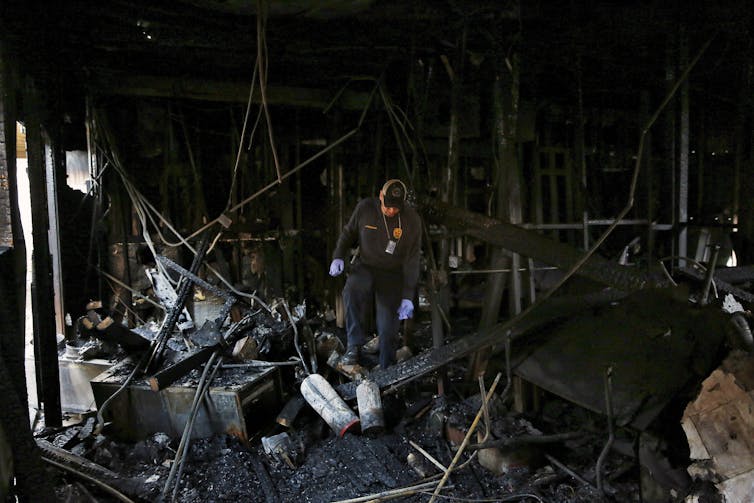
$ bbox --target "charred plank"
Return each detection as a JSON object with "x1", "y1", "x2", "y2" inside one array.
[{"x1": 421, "y1": 198, "x2": 667, "y2": 292}]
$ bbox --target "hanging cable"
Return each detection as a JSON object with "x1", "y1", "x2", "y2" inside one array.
[
  {"x1": 281, "y1": 299, "x2": 311, "y2": 375},
  {"x1": 256, "y1": 0, "x2": 283, "y2": 183},
  {"x1": 226, "y1": 59, "x2": 261, "y2": 212},
  {"x1": 183, "y1": 79, "x2": 379, "y2": 241}
]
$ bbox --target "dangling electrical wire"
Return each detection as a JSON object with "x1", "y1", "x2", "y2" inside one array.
[
  {"x1": 183, "y1": 78, "x2": 379, "y2": 242},
  {"x1": 256, "y1": 0, "x2": 283, "y2": 183},
  {"x1": 281, "y1": 299, "x2": 311, "y2": 375},
  {"x1": 226, "y1": 59, "x2": 261, "y2": 212}
]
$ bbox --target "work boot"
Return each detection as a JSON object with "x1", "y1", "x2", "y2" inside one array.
[
  {"x1": 362, "y1": 336, "x2": 379, "y2": 355},
  {"x1": 341, "y1": 346, "x2": 361, "y2": 365}
]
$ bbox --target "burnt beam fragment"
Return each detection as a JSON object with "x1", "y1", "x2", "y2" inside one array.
[
  {"x1": 145, "y1": 234, "x2": 211, "y2": 372},
  {"x1": 421, "y1": 198, "x2": 668, "y2": 293},
  {"x1": 148, "y1": 347, "x2": 217, "y2": 392},
  {"x1": 336, "y1": 289, "x2": 628, "y2": 401}
]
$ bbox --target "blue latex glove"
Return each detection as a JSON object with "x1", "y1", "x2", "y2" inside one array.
[
  {"x1": 397, "y1": 299, "x2": 414, "y2": 320},
  {"x1": 329, "y1": 258, "x2": 344, "y2": 277}
]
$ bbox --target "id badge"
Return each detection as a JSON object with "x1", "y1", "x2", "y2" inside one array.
[{"x1": 385, "y1": 240, "x2": 397, "y2": 254}]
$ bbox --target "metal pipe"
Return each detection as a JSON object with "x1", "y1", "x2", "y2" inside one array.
[
  {"x1": 450, "y1": 266, "x2": 558, "y2": 275},
  {"x1": 596, "y1": 365, "x2": 615, "y2": 494},
  {"x1": 701, "y1": 245, "x2": 720, "y2": 305},
  {"x1": 171, "y1": 355, "x2": 223, "y2": 502},
  {"x1": 500, "y1": 331, "x2": 512, "y2": 401},
  {"x1": 678, "y1": 29, "x2": 690, "y2": 268},
  {"x1": 162, "y1": 350, "x2": 221, "y2": 500},
  {"x1": 521, "y1": 219, "x2": 673, "y2": 230},
  {"x1": 510, "y1": 252, "x2": 522, "y2": 315}
]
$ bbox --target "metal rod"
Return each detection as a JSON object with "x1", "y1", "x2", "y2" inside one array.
[
  {"x1": 678, "y1": 29, "x2": 690, "y2": 268},
  {"x1": 520, "y1": 220, "x2": 674, "y2": 230},
  {"x1": 596, "y1": 365, "x2": 615, "y2": 494},
  {"x1": 98, "y1": 268, "x2": 166, "y2": 311},
  {"x1": 701, "y1": 245, "x2": 721, "y2": 305},
  {"x1": 450, "y1": 266, "x2": 558, "y2": 275}
]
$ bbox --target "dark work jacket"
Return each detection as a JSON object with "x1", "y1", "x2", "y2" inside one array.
[{"x1": 333, "y1": 197, "x2": 422, "y2": 300}]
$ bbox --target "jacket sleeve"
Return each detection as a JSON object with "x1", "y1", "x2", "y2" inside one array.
[{"x1": 332, "y1": 201, "x2": 362, "y2": 260}]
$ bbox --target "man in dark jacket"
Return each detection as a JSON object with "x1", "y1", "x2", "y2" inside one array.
[{"x1": 329, "y1": 179, "x2": 421, "y2": 369}]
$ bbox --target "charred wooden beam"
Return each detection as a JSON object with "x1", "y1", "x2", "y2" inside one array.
[
  {"x1": 97, "y1": 75, "x2": 372, "y2": 110},
  {"x1": 148, "y1": 347, "x2": 216, "y2": 392},
  {"x1": 145, "y1": 234, "x2": 211, "y2": 372},
  {"x1": 421, "y1": 198, "x2": 667, "y2": 292},
  {"x1": 336, "y1": 289, "x2": 629, "y2": 401},
  {"x1": 0, "y1": 42, "x2": 28, "y2": 411},
  {"x1": 36, "y1": 438, "x2": 144, "y2": 498},
  {"x1": 25, "y1": 79, "x2": 62, "y2": 426}
]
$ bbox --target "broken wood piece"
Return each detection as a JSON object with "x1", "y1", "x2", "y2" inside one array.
[
  {"x1": 146, "y1": 235, "x2": 211, "y2": 372},
  {"x1": 681, "y1": 350, "x2": 754, "y2": 502},
  {"x1": 276, "y1": 395, "x2": 306, "y2": 428},
  {"x1": 333, "y1": 361, "x2": 368, "y2": 381},
  {"x1": 544, "y1": 453, "x2": 594, "y2": 487},
  {"x1": 37, "y1": 439, "x2": 142, "y2": 498},
  {"x1": 96, "y1": 319, "x2": 151, "y2": 350},
  {"x1": 331, "y1": 479, "x2": 448, "y2": 503},
  {"x1": 148, "y1": 347, "x2": 215, "y2": 391},
  {"x1": 408, "y1": 440, "x2": 448, "y2": 474},
  {"x1": 316, "y1": 331, "x2": 344, "y2": 361},
  {"x1": 232, "y1": 336, "x2": 259, "y2": 361},
  {"x1": 249, "y1": 456, "x2": 280, "y2": 502},
  {"x1": 477, "y1": 443, "x2": 541, "y2": 475}
]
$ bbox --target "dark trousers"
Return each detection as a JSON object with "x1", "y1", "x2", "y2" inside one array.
[{"x1": 343, "y1": 262, "x2": 402, "y2": 368}]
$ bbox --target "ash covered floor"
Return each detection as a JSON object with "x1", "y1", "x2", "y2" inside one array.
[
  {"x1": 35, "y1": 299, "x2": 734, "y2": 503},
  {"x1": 42, "y1": 377, "x2": 643, "y2": 503}
]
